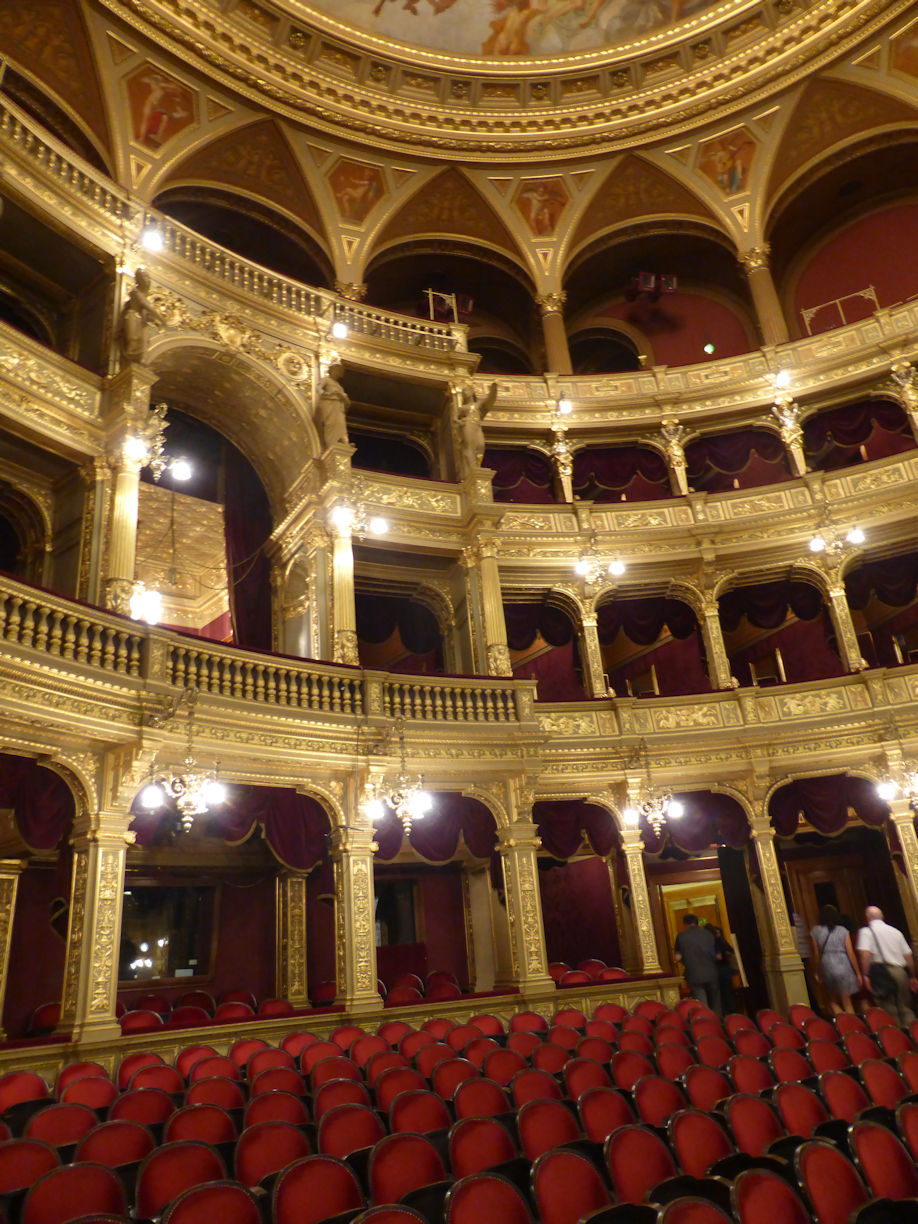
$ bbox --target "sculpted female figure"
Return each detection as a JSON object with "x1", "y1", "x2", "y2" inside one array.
[
  {"x1": 316, "y1": 361, "x2": 351, "y2": 447},
  {"x1": 118, "y1": 268, "x2": 163, "y2": 364}
]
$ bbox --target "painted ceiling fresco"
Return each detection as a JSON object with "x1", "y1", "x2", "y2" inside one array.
[{"x1": 306, "y1": 0, "x2": 724, "y2": 59}]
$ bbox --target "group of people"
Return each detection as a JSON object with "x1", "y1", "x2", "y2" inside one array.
[
  {"x1": 673, "y1": 904, "x2": 918, "y2": 1024},
  {"x1": 810, "y1": 904, "x2": 918, "y2": 1023}
]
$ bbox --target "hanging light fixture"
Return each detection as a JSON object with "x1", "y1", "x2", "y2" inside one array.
[
  {"x1": 362, "y1": 718, "x2": 432, "y2": 834},
  {"x1": 809, "y1": 517, "x2": 865, "y2": 555},
  {"x1": 138, "y1": 686, "x2": 227, "y2": 833},
  {"x1": 876, "y1": 759, "x2": 918, "y2": 809},
  {"x1": 623, "y1": 740, "x2": 684, "y2": 838},
  {"x1": 329, "y1": 500, "x2": 389, "y2": 537},
  {"x1": 574, "y1": 533, "x2": 626, "y2": 584}
]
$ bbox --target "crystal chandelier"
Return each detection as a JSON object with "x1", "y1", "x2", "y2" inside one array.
[
  {"x1": 876, "y1": 762, "x2": 918, "y2": 809},
  {"x1": 623, "y1": 740, "x2": 683, "y2": 837},
  {"x1": 329, "y1": 500, "x2": 388, "y2": 538},
  {"x1": 809, "y1": 520, "x2": 865, "y2": 556},
  {"x1": 362, "y1": 718, "x2": 432, "y2": 834},
  {"x1": 574, "y1": 533, "x2": 626, "y2": 584},
  {"x1": 139, "y1": 687, "x2": 227, "y2": 833}
]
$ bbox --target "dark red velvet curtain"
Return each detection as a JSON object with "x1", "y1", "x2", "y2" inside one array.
[
  {"x1": 0, "y1": 754, "x2": 74, "y2": 850},
  {"x1": 573, "y1": 446, "x2": 671, "y2": 502},
  {"x1": 609, "y1": 634, "x2": 712, "y2": 697},
  {"x1": 719, "y1": 579, "x2": 824, "y2": 632},
  {"x1": 373, "y1": 793, "x2": 496, "y2": 862},
  {"x1": 223, "y1": 446, "x2": 273, "y2": 652},
  {"x1": 483, "y1": 449, "x2": 556, "y2": 504},
  {"x1": 686, "y1": 430, "x2": 790, "y2": 492},
  {"x1": 769, "y1": 774, "x2": 889, "y2": 837},
  {"x1": 597, "y1": 597, "x2": 697, "y2": 644},
  {"x1": 504, "y1": 602, "x2": 575, "y2": 650},
  {"x1": 804, "y1": 400, "x2": 913, "y2": 470},
  {"x1": 846, "y1": 552, "x2": 918, "y2": 610},
  {"x1": 640, "y1": 791, "x2": 750, "y2": 855},
  {"x1": 533, "y1": 800, "x2": 618, "y2": 860},
  {"x1": 129, "y1": 785, "x2": 331, "y2": 870},
  {"x1": 356, "y1": 594, "x2": 441, "y2": 653},
  {"x1": 729, "y1": 617, "x2": 845, "y2": 685}
]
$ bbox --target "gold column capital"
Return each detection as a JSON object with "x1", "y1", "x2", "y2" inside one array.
[
  {"x1": 739, "y1": 244, "x2": 771, "y2": 273},
  {"x1": 536, "y1": 291, "x2": 567, "y2": 316}
]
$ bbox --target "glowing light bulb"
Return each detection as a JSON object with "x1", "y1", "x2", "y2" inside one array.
[
  {"x1": 607, "y1": 559, "x2": 626, "y2": 577},
  {"x1": 364, "y1": 796, "x2": 387, "y2": 822},
  {"x1": 330, "y1": 504, "x2": 354, "y2": 530},
  {"x1": 666, "y1": 799, "x2": 685, "y2": 819},
  {"x1": 877, "y1": 780, "x2": 898, "y2": 802},
  {"x1": 558, "y1": 398, "x2": 573, "y2": 415},
  {"x1": 203, "y1": 780, "x2": 227, "y2": 806},
  {"x1": 141, "y1": 225, "x2": 163, "y2": 252},
  {"x1": 574, "y1": 558, "x2": 590, "y2": 576},
  {"x1": 331, "y1": 320, "x2": 348, "y2": 340},
  {"x1": 170, "y1": 458, "x2": 193, "y2": 482},
  {"x1": 809, "y1": 536, "x2": 826, "y2": 553},
  {"x1": 775, "y1": 369, "x2": 791, "y2": 390},
  {"x1": 703, "y1": 342, "x2": 715, "y2": 355},
  {"x1": 369, "y1": 516, "x2": 389, "y2": 536},
  {"x1": 140, "y1": 783, "x2": 165, "y2": 809},
  {"x1": 123, "y1": 435, "x2": 148, "y2": 463},
  {"x1": 846, "y1": 527, "x2": 865, "y2": 545},
  {"x1": 623, "y1": 807, "x2": 640, "y2": 827}
]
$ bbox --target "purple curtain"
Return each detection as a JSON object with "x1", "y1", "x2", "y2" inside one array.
[
  {"x1": 0, "y1": 754, "x2": 74, "y2": 851},
  {"x1": 573, "y1": 446, "x2": 671, "y2": 502},
  {"x1": 374, "y1": 793, "x2": 496, "y2": 862},
  {"x1": 641, "y1": 791, "x2": 750, "y2": 855},
  {"x1": 484, "y1": 449, "x2": 556, "y2": 504},
  {"x1": 223, "y1": 446, "x2": 272, "y2": 652},
  {"x1": 504, "y1": 602, "x2": 574, "y2": 650},
  {"x1": 804, "y1": 400, "x2": 910, "y2": 451},
  {"x1": 597, "y1": 596, "x2": 697, "y2": 645},
  {"x1": 533, "y1": 800, "x2": 618, "y2": 860},
  {"x1": 719, "y1": 579, "x2": 824, "y2": 632},
  {"x1": 130, "y1": 785, "x2": 330, "y2": 871},
  {"x1": 845, "y1": 552, "x2": 918, "y2": 610},
  {"x1": 769, "y1": 774, "x2": 889, "y2": 837}
]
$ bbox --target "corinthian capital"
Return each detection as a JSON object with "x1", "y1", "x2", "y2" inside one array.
[
  {"x1": 335, "y1": 281, "x2": 367, "y2": 302},
  {"x1": 536, "y1": 291, "x2": 567, "y2": 316},
  {"x1": 738, "y1": 244, "x2": 771, "y2": 274}
]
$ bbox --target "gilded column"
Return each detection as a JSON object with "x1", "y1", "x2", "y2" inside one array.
[
  {"x1": 276, "y1": 872, "x2": 310, "y2": 1008},
  {"x1": 536, "y1": 292, "x2": 573, "y2": 376},
  {"x1": 661, "y1": 420, "x2": 689, "y2": 497},
  {"x1": 330, "y1": 517, "x2": 359, "y2": 666},
  {"x1": 825, "y1": 583, "x2": 867, "y2": 672},
  {"x1": 889, "y1": 803, "x2": 918, "y2": 937},
  {"x1": 329, "y1": 826, "x2": 381, "y2": 1012},
  {"x1": 739, "y1": 246, "x2": 790, "y2": 346},
  {"x1": 772, "y1": 397, "x2": 807, "y2": 478},
  {"x1": 699, "y1": 592, "x2": 736, "y2": 690},
  {"x1": 59, "y1": 811, "x2": 131, "y2": 1043},
  {"x1": 620, "y1": 829, "x2": 662, "y2": 974},
  {"x1": 748, "y1": 814, "x2": 808, "y2": 1008},
  {"x1": 580, "y1": 613, "x2": 608, "y2": 698},
  {"x1": 78, "y1": 459, "x2": 112, "y2": 606},
  {"x1": 0, "y1": 861, "x2": 24, "y2": 1041},
  {"x1": 495, "y1": 817, "x2": 553, "y2": 993},
  {"x1": 104, "y1": 448, "x2": 144, "y2": 614},
  {"x1": 469, "y1": 539, "x2": 512, "y2": 677}
]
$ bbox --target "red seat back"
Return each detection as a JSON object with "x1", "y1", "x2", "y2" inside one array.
[
  {"x1": 453, "y1": 1078, "x2": 510, "y2": 1120},
  {"x1": 185, "y1": 1077, "x2": 246, "y2": 1110},
  {"x1": 244, "y1": 1091, "x2": 310, "y2": 1128},
  {"x1": 25, "y1": 1103, "x2": 97, "y2": 1148},
  {"x1": 850, "y1": 1120, "x2": 918, "y2": 1198},
  {"x1": 577, "y1": 1086, "x2": 635, "y2": 1143},
  {"x1": 272, "y1": 1155, "x2": 363, "y2": 1224},
  {"x1": 109, "y1": 1088, "x2": 176, "y2": 1127},
  {"x1": 794, "y1": 1140, "x2": 868, "y2": 1224},
  {"x1": 605, "y1": 1123, "x2": 677, "y2": 1203},
  {"x1": 449, "y1": 1116, "x2": 516, "y2": 1177},
  {"x1": 369, "y1": 1132, "x2": 447, "y2": 1204},
  {"x1": 388, "y1": 1089, "x2": 450, "y2": 1135},
  {"x1": 668, "y1": 1109, "x2": 733, "y2": 1178},
  {"x1": 518, "y1": 1097, "x2": 580, "y2": 1161},
  {"x1": 683, "y1": 1065, "x2": 732, "y2": 1114},
  {"x1": 726, "y1": 1095, "x2": 783, "y2": 1156},
  {"x1": 0, "y1": 1138, "x2": 60, "y2": 1193},
  {"x1": 633, "y1": 1075, "x2": 686, "y2": 1127},
  {"x1": 444, "y1": 1172, "x2": 533, "y2": 1224},
  {"x1": 135, "y1": 1140, "x2": 226, "y2": 1218},
  {"x1": 318, "y1": 1103, "x2": 386, "y2": 1159},
  {"x1": 162, "y1": 1180, "x2": 261, "y2": 1224},
  {"x1": 313, "y1": 1078, "x2": 371, "y2": 1121},
  {"x1": 235, "y1": 1120, "x2": 311, "y2": 1187},
  {"x1": 75, "y1": 1120, "x2": 156, "y2": 1169},
  {"x1": 23, "y1": 1161, "x2": 126, "y2": 1224},
  {"x1": 731, "y1": 1167, "x2": 810, "y2": 1224},
  {"x1": 819, "y1": 1070, "x2": 870, "y2": 1122},
  {"x1": 532, "y1": 1147, "x2": 610, "y2": 1224},
  {"x1": 773, "y1": 1083, "x2": 828, "y2": 1136},
  {"x1": 164, "y1": 1104, "x2": 237, "y2": 1145},
  {"x1": 510, "y1": 1068, "x2": 562, "y2": 1108}
]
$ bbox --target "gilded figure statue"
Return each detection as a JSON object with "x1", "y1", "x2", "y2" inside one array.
[
  {"x1": 317, "y1": 361, "x2": 351, "y2": 447},
  {"x1": 456, "y1": 381, "x2": 497, "y2": 476},
  {"x1": 117, "y1": 267, "x2": 163, "y2": 364}
]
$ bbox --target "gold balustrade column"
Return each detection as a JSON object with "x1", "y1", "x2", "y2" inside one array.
[
  {"x1": 620, "y1": 830, "x2": 662, "y2": 974},
  {"x1": 329, "y1": 826, "x2": 381, "y2": 1012},
  {"x1": 748, "y1": 814, "x2": 808, "y2": 1009},
  {"x1": 739, "y1": 246, "x2": 790, "y2": 347},
  {"x1": 495, "y1": 820, "x2": 554, "y2": 993},
  {"x1": 0, "y1": 860, "x2": 24, "y2": 1041},
  {"x1": 536, "y1": 293, "x2": 573, "y2": 376},
  {"x1": 276, "y1": 872, "x2": 310, "y2": 1008},
  {"x1": 699, "y1": 593, "x2": 735, "y2": 690},
  {"x1": 580, "y1": 613, "x2": 608, "y2": 698},
  {"x1": 59, "y1": 812, "x2": 131, "y2": 1043}
]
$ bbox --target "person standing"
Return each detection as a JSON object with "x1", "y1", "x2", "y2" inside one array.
[
  {"x1": 856, "y1": 905, "x2": 918, "y2": 1024},
  {"x1": 707, "y1": 924, "x2": 736, "y2": 1015},
  {"x1": 809, "y1": 904, "x2": 863, "y2": 1015},
  {"x1": 674, "y1": 913, "x2": 721, "y2": 1016}
]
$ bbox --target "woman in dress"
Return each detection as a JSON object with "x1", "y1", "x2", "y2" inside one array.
[{"x1": 810, "y1": 903, "x2": 864, "y2": 1015}]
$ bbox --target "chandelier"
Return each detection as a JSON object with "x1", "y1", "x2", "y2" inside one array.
[
  {"x1": 139, "y1": 687, "x2": 227, "y2": 833},
  {"x1": 876, "y1": 763, "x2": 918, "y2": 809},
  {"x1": 362, "y1": 718, "x2": 432, "y2": 834},
  {"x1": 574, "y1": 533, "x2": 626, "y2": 584},
  {"x1": 329, "y1": 500, "x2": 388, "y2": 538},
  {"x1": 623, "y1": 740, "x2": 683, "y2": 837},
  {"x1": 809, "y1": 520, "x2": 865, "y2": 556}
]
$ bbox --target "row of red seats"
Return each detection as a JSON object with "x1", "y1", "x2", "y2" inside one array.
[{"x1": 548, "y1": 961, "x2": 630, "y2": 990}]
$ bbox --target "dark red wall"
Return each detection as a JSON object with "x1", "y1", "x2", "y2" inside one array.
[
  {"x1": 600, "y1": 292, "x2": 754, "y2": 366},
  {"x1": 306, "y1": 869, "x2": 337, "y2": 992},
  {"x1": 419, "y1": 868, "x2": 468, "y2": 988},
  {"x1": 794, "y1": 202, "x2": 918, "y2": 335},
  {"x1": 539, "y1": 857, "x2": 621, "y2": 968},
  {"x1": 4, "y1": 860, "x2": 68, "y2": 1039}
]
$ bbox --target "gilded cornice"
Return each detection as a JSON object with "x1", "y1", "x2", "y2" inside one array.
[{"x1": 95, "y1": 0, "x2": 913, "y2": 160}]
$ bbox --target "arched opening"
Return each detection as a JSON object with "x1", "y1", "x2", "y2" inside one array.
[
  {"x1": 719, "y1": 578, "x2": 844, "y2": 687},
  {"x1": 483, "y1": 447, "x2": 556, "y2": 504},
  {"x1": 596, "y1": 595, "x2": 709, "y2": 697},
  {"x1": 503, "y1": 601, "x2": 586, "y2": 702},
  {"x1": 565, "y1": 230, "x2": 757, "y2": 370},
  {"x1": 155, "y1": 187, "x2": 332, "y2": 287},
  {"x1": 350, "y1": 431, "x2": 432, "y2": 480},
  {"x1": 573, "y1": 444, "x2": 672, "y2": 502},
  {"x1": 372, "y1": 794, "x2": 497, "y2": 997},
  {"x1": 685, "y1": 428, "x2": 791, "y2": 494},
  {"x1": 356, "y1": 591, "x2": 445, "y2": 675},
  {"x1": 569, "y1": 327, "x2": 643, "y2": 374},
  {"x1": 803, "y1": 398, "x2": 915, "y2": 471}
]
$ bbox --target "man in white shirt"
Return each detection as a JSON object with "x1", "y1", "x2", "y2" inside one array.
[{"x1": 856, "y1": 905, "x2": 918, "y2": 1023}]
